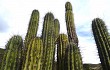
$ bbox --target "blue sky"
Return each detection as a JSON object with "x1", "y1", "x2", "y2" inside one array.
[{"x1": 0, "y1": 0, "x2": 110, "y2": 64}]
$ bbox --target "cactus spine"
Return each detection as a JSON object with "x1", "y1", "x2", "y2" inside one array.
[
  {"x1": 65, "y1": 2, "x2": 78, "y2": 46},
  {"x1": 23, "y1": 37, "x2": 43, "y2": 70},
  {"x1": 41, "y1": 13, "x2": 55, "y2": 70},
  {"x1": 57, "y1": 34, "x2": 69, "y2": 70},
  {"x1": 1, "y1": 35, "x2": 23, "y2": 70},
  {"x1": 64, "y1": 43, "x2": 83, "y2": 70},
  {"x1": 92, "y1": 18, "x2": 110, "y2": 70}
]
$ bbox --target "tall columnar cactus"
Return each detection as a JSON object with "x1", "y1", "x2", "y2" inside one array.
[
  {"x1": 22, "y1": 9, "x2": 39, "y2": 69},
  {"x1": 92, "y1": 18, "x2": 110, "y2": 70},
  {"x1": 24, "y1": 9, "x2": 39, "y2": 47},
  {"x1": 64, "y1": 42, "x2": 83, "y2": 70},
  {"x1": 54, "y1": 19, "x2": 60, "y2": 41},
  {"x1": 56, "y1": 34, "x2": 69, "y2": 70},
  {"x1": 41, "y1": 12, "x2": 55, "y2": 70},
  {"x1": 1, "y1": 35, "x2": 23, "y2": 70},
  {"x1": 52, "y1": 19, "x2": 60, "y2": 69},
  {"x1": 23, "y1": 37, "x2": 43, "y2": 70},
  {"x1": 65, "y1": 2, "x2": 78, "y2": 46}
]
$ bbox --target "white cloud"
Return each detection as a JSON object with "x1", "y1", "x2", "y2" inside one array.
[{"x1": 78, "y1": 36, "x2": 100, "y2": 63}]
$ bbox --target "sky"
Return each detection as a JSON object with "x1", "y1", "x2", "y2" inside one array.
[{"x1": 0, "y1": 0, "x2": 110, "y2": 64}]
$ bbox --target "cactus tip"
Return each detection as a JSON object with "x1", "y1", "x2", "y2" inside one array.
[{"x1": 65, "y1": 1, "x2": 72, "y2": 11}]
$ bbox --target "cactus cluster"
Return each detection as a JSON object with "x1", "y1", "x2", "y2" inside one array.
[
  {"x1": 1, "y1": 1, "x2": 110, "y2": 70},
  {"x1": 0, "y1": 2, "x2": 84, "y2": 70}
]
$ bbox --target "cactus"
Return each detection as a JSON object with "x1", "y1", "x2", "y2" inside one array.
[
  {"x1": 65, "y1": 2, "x2": 78, "y2": 46},
  {"x1": 92, "y1": 18, "x2": 110, "y2": 70},
  {"x1": 22, "y1": 9, "x2": 39, "y2": 69},
  {"x1": 24, "y1": 10, "x2": 39, "y2": 44},
  {"x1": 54, "y1": 19, "x2": 60, "y2": 41},
  {"x1": 64, "y1": 42, "x2": 83, "y2": 70},
  {"x1": 65, "y1": 2, "x2": 72, "y2": 11},
  {"x1": 23, "y1": 37, "x2": 43, "y2": 70},
  {"x1": 56, "y1": 34, "x2": 69, "y2": 70},
  {"x1": 41, "y1": 12, "x2": 55, "y2": 70},
  {"x1": 52, "y1": 19, "x2": 60, "y2": 69},
  {"x1": 1, "y1": 35, "x2": 23, "y2": 70}
]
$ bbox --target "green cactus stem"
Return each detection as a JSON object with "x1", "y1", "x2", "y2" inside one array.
[
  {"x1": 22, "y1": 9, "x2": 39, "y2": 69},
  {"x1": 54, "y1": 19, "x2": 60, "y2": 41},
  {"x1": 23, "y1": 37, "x2": 43, "y2": 70},
  {"x1": 52, "y1": 19, "x2": 60, "y2": 70},
  {"x1": 24, "y1": 9, "x2": 39, "y2": 47},
  {"x1": 56, "y1": 34, "x2": 69, "y2": 70},
  {"x1": 65, "y1": 2, "x2": 78, "y2": 46},
  {"x1": 92, "y1": 18, "x2": 110, "y2": 70},
  {"x1": 41, "y1": 12, "x2": 55, "y2": 70},
  {"x1": 1, "y1": 35, "x2": 23, "y2": 70},
  {"x1": 64, "y1": 42, "x2": 83, "y2": 70}
]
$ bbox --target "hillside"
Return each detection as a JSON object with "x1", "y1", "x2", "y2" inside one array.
[{"x1": 83, "y1": 64, "x2": 102, "y2": 70}]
